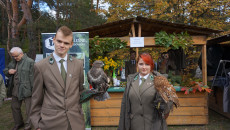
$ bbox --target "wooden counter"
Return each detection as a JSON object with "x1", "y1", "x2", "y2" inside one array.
[{"x1": 90, "y1": 87, "x2": 208, "y2": 126}]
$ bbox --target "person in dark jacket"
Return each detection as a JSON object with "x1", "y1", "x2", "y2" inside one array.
[
  {"x1": 118, "y1": 52, "x2": 173, "y2": 130},
  {"x1": 125, "y1": 50, "x2": 137, "y2": 78},
  {"x1": 0, "y1": 74, "x2": 6, "y2": 107},
  {"x1": 4, "y1": 47, "x2": 34, "y2": 130}
]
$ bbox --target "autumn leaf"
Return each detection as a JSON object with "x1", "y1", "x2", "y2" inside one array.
[
  {"x1": 184, "y1": 89, "x2": 190, "y2": 95},
  {"x1": 181, "y1": 87, "x2": 187, "y2": 91},
  {"x1": 204, "y1": 88, "x2": 212, "y2": 93},
  {"x1": 192, "y1": 88, "x2": 197, "y2": 93},
  {"x1": 197, "y1": 86, "x2": 203, "y2": 92}
]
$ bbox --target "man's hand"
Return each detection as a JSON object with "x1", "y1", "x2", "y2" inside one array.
[
  {"x1": 37, "y1": 128, "x2": 41, "y2": 130},
  {"x1": 8, "y1": 69, "x2": 16, "y2": 74}
]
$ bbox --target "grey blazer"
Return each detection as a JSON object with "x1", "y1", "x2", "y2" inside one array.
[{"x1": 118, "y1": 71, "x2": 171, "y2": 130}]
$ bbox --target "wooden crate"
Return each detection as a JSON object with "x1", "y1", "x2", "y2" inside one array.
[
  {"x1": 209, "y1": 86, "x2": 230, "y2": 119},
  {"x1": 90, "y1": 91, "x2": 208, "y2": 126}
]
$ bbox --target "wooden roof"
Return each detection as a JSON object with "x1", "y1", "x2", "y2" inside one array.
[
  {"x1": 207, "y1": 34, "x2": 230, "y2": 45},
  {"x1": 77, "y1": 16, "x2": 223, "y2": 38}
]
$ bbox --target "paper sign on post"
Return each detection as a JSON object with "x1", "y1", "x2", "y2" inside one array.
[{"x1": 130, "y1": 37, "x2": 144, "y2": 47}]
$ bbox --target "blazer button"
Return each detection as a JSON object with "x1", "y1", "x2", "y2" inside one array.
[{"x1": 141, "y1": 114, "x2": 143, "y2": 117}]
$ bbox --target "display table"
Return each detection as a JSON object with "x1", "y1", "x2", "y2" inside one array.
[{"x1": 90, "y1": 87, "x2": 208, "y2": 126}]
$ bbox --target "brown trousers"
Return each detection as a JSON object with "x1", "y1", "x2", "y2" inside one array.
[{"x1": 11, "y1": 96, "x2": 31, "y2": 129}]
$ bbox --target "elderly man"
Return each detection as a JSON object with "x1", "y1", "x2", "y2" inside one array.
[{"x1": 4, "y1": 47, "x2": 34, "y2": 130}]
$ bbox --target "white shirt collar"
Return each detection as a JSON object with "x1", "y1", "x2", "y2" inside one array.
[
  {"x1": 139, "y1": 73, "x2": 149, "y2": 80},
  {"x1": 53, "y1": 52, "x2": 68, "y2": 62}
]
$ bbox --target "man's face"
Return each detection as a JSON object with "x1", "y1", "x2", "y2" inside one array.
[
  {"x1": 53, "y1": 31, "x2": 73, "y2": 58},
  {"x1": 11, "y1": 51, "x2": 23, "y2": 61},
  {"x1": 130, "y1": 52, "x2": 136, "y2": 60}
]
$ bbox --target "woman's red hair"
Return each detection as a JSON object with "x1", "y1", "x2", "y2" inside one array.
[{"x1": 137, "y1": 53, "x2": 154, "y2": 71}]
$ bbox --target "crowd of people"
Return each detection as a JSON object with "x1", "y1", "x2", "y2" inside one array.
[{"x1": 0, "y1": 25, "x2": 177, "y2": 130}]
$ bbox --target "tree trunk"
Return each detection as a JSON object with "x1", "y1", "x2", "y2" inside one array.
[
  {"x1": 11, "y1": 0, "x2": 20, "y2": 47},
  {"x1": 6, "y1": 0, "x2": 12, "y2": 53},
  {"x1": 96, "y1": 0, "x2": 99, "y2": 10},
  {"x1": 91, "y1": 0, "x2": 94, "y2": 10},
  {"x1": 20, "y1": 0, "x2": 36, "y2": 60},
  {"x1": 1, "y1": 2, "x2": 5, "y2": 40},
  {"x1": 56, "y1": 0, "x2": 59, "y2": 26}
]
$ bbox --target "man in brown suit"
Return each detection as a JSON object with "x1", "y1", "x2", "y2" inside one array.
[
  {"x1": 30, "y1": 26, "x2": 85, "y2": 130},
  {"x1": 125, "y1": 50, "x2": 137, "y2": 78}
]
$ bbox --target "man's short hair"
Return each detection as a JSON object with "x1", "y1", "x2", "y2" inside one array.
[
  {"x1": 56, "y1": 26, "x2": 73, "y2": 37},
  {"x1": 10, "y1": 47, "x2": 23, "y2": 54},
  {"x1": 130, "y1": 50, "x2": 136, "y2": 54}
]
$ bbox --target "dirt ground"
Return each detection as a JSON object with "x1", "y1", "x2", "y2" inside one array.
[{"x1": 1, "y1": 100, "x2": 230, "y2": 130}]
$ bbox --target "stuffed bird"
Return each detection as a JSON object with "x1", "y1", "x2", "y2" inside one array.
[
  {"x1": 87, "y1": 60, "x2": 110, "y2": 101},
  {"x1": 154, "y1": 76, "x2": 180, "y2": 110}
]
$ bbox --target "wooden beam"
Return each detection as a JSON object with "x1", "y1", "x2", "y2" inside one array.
[
  {"x1": 131, "y1": 23, "x2": 135, "y2": 37},
  {"x1": 202, "y1": 44, "x2": 207, "y2": 86},
  {"x1": 139, "y1": 21, "x2": 213, "y2": 36},
  {"x1": 136, "y1": 23, "x2": 142, "y2": 59},
  {"x1": 138, "y1": 24, "x2": 141, "y2": 37},
  {"x1": 118, "y1": 36, "x2": 207, "y2": 46}
]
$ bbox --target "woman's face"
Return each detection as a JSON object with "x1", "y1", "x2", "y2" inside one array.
[{"x1": 138, "y1": 58, "x2": 151, "y2": 76}]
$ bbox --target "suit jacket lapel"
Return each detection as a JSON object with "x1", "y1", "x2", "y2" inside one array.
[
  {"x1": 131, "y1": 76, "x2": 141, "y2": 102},
  {"x1": 140, "y1": 74, "x2": 154, "y2": 96},
  {"x1": 49, "y1": 55, "x2": 65, "y2": 89},
  {"x1": 65, "y1": 56, "x2": 74, "y2": 95}
]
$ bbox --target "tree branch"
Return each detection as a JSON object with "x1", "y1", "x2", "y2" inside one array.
[
  {"x1": 0, "y1": 0, "x2": 6, "y2": 10},
  {"x1": 18, "y1": 0, "x2": 33, "y2": 29}
]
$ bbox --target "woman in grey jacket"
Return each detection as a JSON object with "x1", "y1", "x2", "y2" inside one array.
[{"x1": 118, "y1": 53, "x2": 173, "y2": 130}]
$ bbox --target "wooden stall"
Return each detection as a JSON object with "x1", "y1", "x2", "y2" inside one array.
[
  {"x1": 77, "y1": 16, "x2": 222, "y2": 126},
  {"x1": 207, "y1": 34, "x2": 230, "y2": 119}
]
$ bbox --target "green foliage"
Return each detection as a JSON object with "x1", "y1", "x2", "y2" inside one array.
[
  {"x1": 168, "y1": 71, "x2": 182, "y2": 86},
  {"x1": 37, "y1": 0, "x2": 106, "y2": 30},
  {"x1": 154, "y1": 31, "x2": 193, "y2": 50},
  {"x1": 89, "y1": 36, "x2": 127, "y2": 61},
  {"x1": 154, "y1": 31, "x2": 173, "y2": 48},
  {"x1": 99, "y1": 0, "x2": 229, "y2": 32}
]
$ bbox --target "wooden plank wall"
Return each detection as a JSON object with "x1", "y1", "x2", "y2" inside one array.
[
  {"x1": 209, "y1": 87, "x2": 230, "y2": 119},
  {"x1": 90, "y1": 92, "x2": 208, "y2": 126}
]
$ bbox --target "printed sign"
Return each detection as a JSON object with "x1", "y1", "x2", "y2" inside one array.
[{"x1": 130, "y1": 37, "x2": 144, "y2": 47}]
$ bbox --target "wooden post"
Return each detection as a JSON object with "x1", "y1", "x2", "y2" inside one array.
[
  {"x1": 137, "y1": 23, "x2": 141, "y2": 56},
  {"x1": 131, "y1": 23, "x2": 135, "y2": 37},
  {"x1": 131, "y1": 23, "x2": 138, "y2": 59},
  {"x1": 202, "y1": 44, "x2": 207, "y2": 86}
]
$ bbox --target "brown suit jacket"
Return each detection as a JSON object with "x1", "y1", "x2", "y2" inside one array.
[{"x1": 30, "y1": 54, "x2": 85, "y2": 130}]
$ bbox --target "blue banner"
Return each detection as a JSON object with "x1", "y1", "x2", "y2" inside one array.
[{"x1": 0, "y1": 48, "x2": 5, "y2": 83}]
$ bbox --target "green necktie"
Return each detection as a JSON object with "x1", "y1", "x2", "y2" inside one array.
[
  {"x1": 59, "y1": 59, "x2": 66, "y2": 84},
  {"x1": 139, "y1": 78, "x2": 146, "y2": 89}
]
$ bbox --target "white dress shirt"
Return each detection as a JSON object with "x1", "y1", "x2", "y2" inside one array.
[
  {"x1": 53, "y1": 52, "x2": 67, "y2": 73},
  {"x1": 139, "y1": 74, "x2": 149, "y2": 85},
  {"x1": 131, "y1": 60, "x2": 136, "y2": 65}
]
